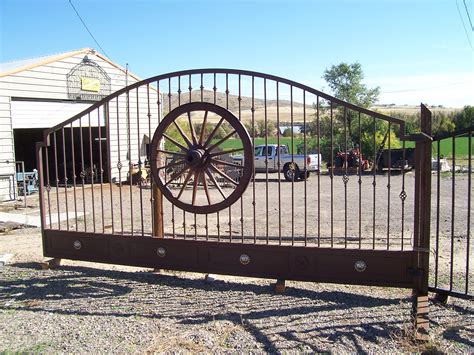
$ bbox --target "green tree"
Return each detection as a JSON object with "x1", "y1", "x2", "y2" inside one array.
[
  {"x1": 322, "y1": 62, "x2": 380, "y2": 140},
  {"x1": 454, "y1": 105, "x2": 474, "y2": 130}
]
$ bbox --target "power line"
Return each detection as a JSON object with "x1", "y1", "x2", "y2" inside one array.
[
  {"x1": 68, "y1": 0, "x2": 110, "y2": 58},
  {"x1": 463, "y1": 0, "x2": 473, "y2": 31},
  {"x1": 456, "y1": 0, "x2": 473, "y2": 49}
]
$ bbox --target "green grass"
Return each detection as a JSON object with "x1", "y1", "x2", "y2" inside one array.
[
  {"x1": 218, "y1": 135, "x2": 472, "y2": 159},
  {"x1": 404, "y1": 136, "x2": 473, "y2": 159}
]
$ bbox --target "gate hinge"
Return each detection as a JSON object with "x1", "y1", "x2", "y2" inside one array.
[{"x1": 408, "y1": 267, "x2": 424, "y2": 278}]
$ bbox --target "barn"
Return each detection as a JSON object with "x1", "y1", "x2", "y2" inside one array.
[{"x1": 0, "y1": 48, "x2": 160, "y2": 202}]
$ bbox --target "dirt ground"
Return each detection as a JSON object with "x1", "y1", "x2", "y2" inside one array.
[{"x1": 0, "y1": 171, "x2": 472, "y2": 352}]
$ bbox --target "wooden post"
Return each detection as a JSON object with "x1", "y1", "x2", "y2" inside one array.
[{"x1": 412, "y1": 104, "x2": 432, "y2": 341}]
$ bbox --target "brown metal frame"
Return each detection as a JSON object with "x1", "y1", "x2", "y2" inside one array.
[{"x1": 36, "y1": 68, "x2": 446, "y2": 339}]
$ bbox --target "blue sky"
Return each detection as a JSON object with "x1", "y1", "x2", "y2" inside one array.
[{"x1": 1, "y1": 0, "x2": 473, "y2": 107}]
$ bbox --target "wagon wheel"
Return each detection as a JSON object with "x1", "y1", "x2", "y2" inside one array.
[{"x1": 150, "y1": 102, "x2": 253, "y2": 214}]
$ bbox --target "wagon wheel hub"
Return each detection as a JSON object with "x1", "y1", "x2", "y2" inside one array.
[
  {"x1": 150, "y1": 102, "x2": 253, "y2": 214},
  {"x1": 185, "y1": 148, "x2": 207, "y2": 168}
]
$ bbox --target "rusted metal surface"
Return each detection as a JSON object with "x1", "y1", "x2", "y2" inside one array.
[
  {"x1": 412, "y1": 104, "x2": 432, "y2": 339},
  {"x1": 429, "y1": 125, "x2": 473, "y2": 300},
  {"x1": 36, "y1": 69, "x2": 447, "y2": 310},
  {"x1": 43, "y1": 229, "x2": 416, "y2": 288}
]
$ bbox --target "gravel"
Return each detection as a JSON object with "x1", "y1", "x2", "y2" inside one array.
[{"x1": 0, "y1": 235, "x2": 473, "y2": 353}]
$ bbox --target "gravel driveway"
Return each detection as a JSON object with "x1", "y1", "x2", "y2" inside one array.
[{"x1": 0, "y1": 229, "x2": 473, "y2": 353}]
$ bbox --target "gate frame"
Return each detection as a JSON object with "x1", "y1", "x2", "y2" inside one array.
[{"x1": 34, "y1": 69, "x2": 448, "y2": 340}]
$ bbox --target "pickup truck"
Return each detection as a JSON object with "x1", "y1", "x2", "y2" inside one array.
[{"x1": 234, "y1": 144, "x2": 322, "y2": 181}]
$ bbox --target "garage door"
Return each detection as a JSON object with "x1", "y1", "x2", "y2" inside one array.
[{"x1": 11, "y1": 100, "x2": 103, "y2": 129}]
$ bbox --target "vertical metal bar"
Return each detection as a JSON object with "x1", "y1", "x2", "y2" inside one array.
[
  {"x1": 264, "y1": 78, "x2": 269, "y2": 244},
  {"x1": 189, "y1": 75, "x2": 197, "y2": 240},
  {"x1": 178, "y1": 76, "x2": 186, "y2": 240},
  {"x1": 252, "y1": 76, "x2": 256, "y2": 243},
  {"x1": 401, "y1": 139, "x2": 406, "y2": 250},
  {"x1": 127, "y1": 89, "x2": 133, "y2": 236},
  {"x1": 45, "y1": 144, "x2": 52, "y2": 228},
  {"x1": 372, "y1": 116, "x2": 376, "y2": 249},
  {"x1": 450, "y1": 135, "x2": 456, "y2": 291},
  {"x1": 387, "y1": 122, "x2": 391, "y2": 249},
  {"x1": 330, "y1": 102, "x2": 334, "y2": 247},
  {"x1": 226, "y1": 73, "x2": 232, "y2": 241},
  {"x1": 36, "y1": 143, "x2": 47, "y2": 238},
  {"x1": 277, "y1": 82, "x2": 282, "y2": 245},
  {"x1": 79, "y1": 117, "x2": 87, "y2": 231},
  {"x1": 98, "y1": 109, "x2": 105, "y2": 233},
  {"x1": 466, "y1": 131, "x2": 472, "y2": 294},
  {"x1": 153, "y1": 80, "x2": 164, "y2": 238},
  {"x1": 53, "y1": 132, "x2": 60, "y2": 230},
  {"x1": 88, "y1": 113, "x2": 96, "y2": 233},
  {"x1": 317, "y1": 96, "x2": 321, "y2": 247},
  {"x1": 358, "y1": 112, "x2": 362, "y2": 249},
  {"x1": 303, "y1": 90, "x2": 307, "y2": 246},
  {"x1": 61, "y1": 128, "x2": 69, "y2": 230},
  {"x1": 116, "y1": 97, "x2": 124, "y2": 234},
  {"x1": 21, "y1": 162, "x2": 26, "y2": 208},
  {"x1": 435, "y1": 139, "x2": 441, "y2": 288},
  {"x1": 291, "y1": 85, "x2": 294, "y2": 246},
  {"x1": 105, "y1": 102, "x2": 114, "y2": 234},
  {"x1": 239, "y1": 74, "x2": 244, "y2": 242},
  {"x1": 70, "y1": 123, "x2": 78, "y2": 231},
  {"x1": 214, "y1": 73, "x2": 220, "y2": 241},
  {"x1": 200, "y1": 74, "x2": 208, "y2": 240},
  {"x1": 136, "y1": 88, "x2": 145, "y2": 236},
  {"x1": 147, "y1": 84, "x2": 153, "y2": 236},
  {"x1": 168, "y1": 77, "x2": 175, "y2": 237},
  {"x1": 344, "y1": 108, "x2": 348, "y2": 248}
]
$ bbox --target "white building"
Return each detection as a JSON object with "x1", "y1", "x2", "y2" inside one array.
[{"x1": 0, "y1": 48, "x2": 159, "y2": 201}]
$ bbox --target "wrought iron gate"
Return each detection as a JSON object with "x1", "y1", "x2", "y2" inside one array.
[
  {"x1": 36, "y1": 69, "x2": 445, "y2": 337},
  {"x1": 429, "y1": 126, "x2": 473, "y2": 300}
]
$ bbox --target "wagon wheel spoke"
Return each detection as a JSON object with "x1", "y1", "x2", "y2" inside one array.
[
  {"x1": 162, "y1": 133, "x2": 189, "y2": 152},
  {"x1": 205, "y1": 168, "x2": 227, "y2": 199},
  {"x1": 207, "y1": 130, "x2": 237, "y2": 152},
  {"x1": 209, "y1": 164, "x2": 239, "y2": 186},
  {"x1": 187, "y1": 112, "x2": 199, "y2": 145},
  {"x1": 157, "y1": 149, "x2": 187, "y2": 157},
  {"x1": 191, "y1": 171, "x2": 200, "y2": 205},
  {"x1": 164, "y1": 165, "x2": 189, "y2": 187},
  {"x1": 203, "y1": 117, "x2": 225, "y2": 148},
  {"x1": 209, "y1": 147, "x2": 245, "y2": 157},
  {"x1": 201, "y1": 171, "x2": 211, "y2": 205},
  {"x1": 199, "y1": 111, "x2": 208, "y2": 145},
  {"x1": 173, "y1": 121, "x2": 193, "y2": 147},
  {"x1": 156, "y1": 159, "x2": 185, "y2": 171},
  {"x1": 211, "y1": 158, "x2": 245, "y2": 169},
  {"x1": 177, "y1": 169, "x2": 194, "y2": 199}
]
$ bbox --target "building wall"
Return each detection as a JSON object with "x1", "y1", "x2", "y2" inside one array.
[
  {"x1": 0, "y1": 93, "x2": 15, "y2": 201},
  {"x1": 0, "y1": 50, "x2": 160, "y2": 201}
]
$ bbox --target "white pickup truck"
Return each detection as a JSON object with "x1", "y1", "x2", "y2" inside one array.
[{"x1": 234, "y1": 144, "x2": 322, "y2": 181}]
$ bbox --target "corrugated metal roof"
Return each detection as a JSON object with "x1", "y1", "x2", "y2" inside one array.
[{"x1": 0, "y1": 48, "x2": 91, "y2": 76}]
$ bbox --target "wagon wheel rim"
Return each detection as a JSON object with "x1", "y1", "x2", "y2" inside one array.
[{"x1": 150, "y1": 102, "x2": 253, "y2": 214}]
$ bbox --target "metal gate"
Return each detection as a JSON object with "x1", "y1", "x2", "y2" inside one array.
[
  {"x1": 36, "y1": 69, "x2": 439, "y2": 337},
  {"x1": 429, "y1": 126, "x2": 473, "y2": 300}
]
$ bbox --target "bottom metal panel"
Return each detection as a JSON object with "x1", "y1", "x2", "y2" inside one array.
[{"x1": 44, "y1": 230, "x2": 417, "y2": 288}]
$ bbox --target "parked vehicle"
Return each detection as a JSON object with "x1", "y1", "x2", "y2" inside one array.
[
  {"x1": 235, "y1": 144, "x2": 322, "y2": 181},
  {"x1": 376, "y1": 148, "x2": 415, "y2": 171},
  {"x1": 327, "y1": 147, "x2": 370, "y2": 174}
]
